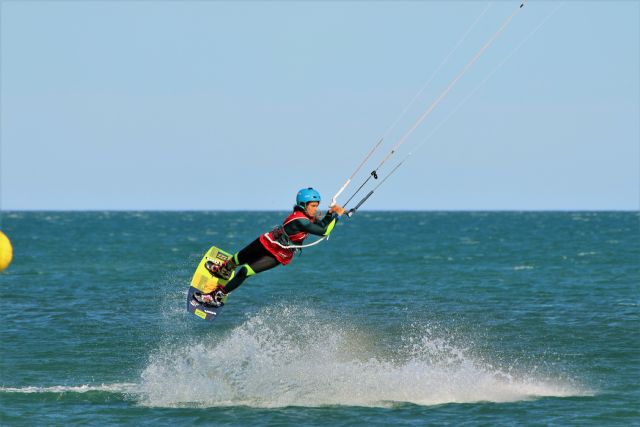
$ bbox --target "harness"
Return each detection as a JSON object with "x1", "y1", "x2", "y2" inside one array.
[{"x1": 263, "y1": 211, "x2": 329, "y2": 251}]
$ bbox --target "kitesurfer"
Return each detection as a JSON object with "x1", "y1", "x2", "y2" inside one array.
[{"x1": 194, "y1": 188, "x2": 345, "y2": 306}]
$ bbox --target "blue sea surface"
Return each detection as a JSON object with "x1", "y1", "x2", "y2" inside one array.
[{"x1": 1, "y1": 211, "x2": 639, "y2": 426}]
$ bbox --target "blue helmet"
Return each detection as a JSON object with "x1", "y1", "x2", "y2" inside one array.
[{"x1": 296, "y1": 187, "x2": 321, "y2": 210}]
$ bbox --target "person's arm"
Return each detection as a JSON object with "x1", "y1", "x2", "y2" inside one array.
[
  {"x1": 286, "y1": 206, "x2": 345, "y2": 237},
  {"x1": 315, "y1": 210, "x2": 337, "y2": 228}
]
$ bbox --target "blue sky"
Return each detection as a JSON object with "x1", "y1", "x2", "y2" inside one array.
[{"x1": 1, "y1": 1, "x2": 638, "y2": 210}]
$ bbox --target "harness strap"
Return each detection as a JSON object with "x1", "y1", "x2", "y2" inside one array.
[{"x1": 263, "y1": 230, "x2": 328, "y2": 250}]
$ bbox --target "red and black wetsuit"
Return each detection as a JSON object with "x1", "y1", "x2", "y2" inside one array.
[{"x1": 222, "y1": 208, "x2": 340, "y2": 293}]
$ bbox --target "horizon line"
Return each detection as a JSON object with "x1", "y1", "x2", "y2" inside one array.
[{"x1": 1, "y1": 208, "x2": 638, "y2": 213}]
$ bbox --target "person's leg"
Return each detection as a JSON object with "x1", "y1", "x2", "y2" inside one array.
[
  {"x1": 223, "y1": 251, "x2": 280, "y2": 293},
  {"x1": 197, "y1": 239, "x2": 279, "y2": 305},
  {"x1": 224, "y1": 238, "x2": 263, "y2": 272},
  {"x1": 209, "y1": 238, "x2": 262, "y2": 278}
]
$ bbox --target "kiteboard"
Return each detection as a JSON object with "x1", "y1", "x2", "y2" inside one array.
[{"x1": 186, "y1": 246, "x2": 233, "y2": 321}]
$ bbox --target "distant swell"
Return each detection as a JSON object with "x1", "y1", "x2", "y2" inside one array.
[{"x1": 136, "y1": 305, "x2": 591, "y2": 408}]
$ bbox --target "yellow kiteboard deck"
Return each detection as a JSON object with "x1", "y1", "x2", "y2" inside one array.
[{"x1": 186, "y1": 245, "x2": 233, "y2": 321}]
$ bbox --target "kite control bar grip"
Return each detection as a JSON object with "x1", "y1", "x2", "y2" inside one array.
[{"x1": 345, "y1": 190, "x2": 374, "y2": 218}]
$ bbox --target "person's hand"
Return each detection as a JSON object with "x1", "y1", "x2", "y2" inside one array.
[{"x1": 330, "y1": 205, "x2": 346, "y2": 216}]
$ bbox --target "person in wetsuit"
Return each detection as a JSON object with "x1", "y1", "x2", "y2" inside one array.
[{"x1": 195, "y1": 188, "x2": 345, "y2": 306}]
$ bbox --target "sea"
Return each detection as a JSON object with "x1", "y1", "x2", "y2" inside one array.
[{"x1": 1, "y1": 211, "x2": 638, "y2": 426}]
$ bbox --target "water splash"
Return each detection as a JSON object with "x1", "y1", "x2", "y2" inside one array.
[{"x1": 136, "y1": 305, "x2": 590, "y2": 408}]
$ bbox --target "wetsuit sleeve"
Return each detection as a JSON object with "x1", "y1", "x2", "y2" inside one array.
[
  {"x1": 285, "y1": 212, "x2": 340, "y2": 237},
  {"x1": 315, "y1": 211, "x2": 337, "y2": 228}
]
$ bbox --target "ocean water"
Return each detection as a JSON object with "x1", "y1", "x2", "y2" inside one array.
[{"x1": 0, "y1": 211, "x2": 638, "y2": 426}]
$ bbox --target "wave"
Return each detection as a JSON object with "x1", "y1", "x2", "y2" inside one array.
[
  {"x1": 1, "y1": 383, "x2": 137, "y2": 394},
  {"x1": 136, "y1": 305, "x2": 591, "y2": 408}
]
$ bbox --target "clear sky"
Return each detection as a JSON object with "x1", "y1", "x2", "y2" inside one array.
[{"x1": 1, "y1": 1, "x2": 638, "y2": 211}]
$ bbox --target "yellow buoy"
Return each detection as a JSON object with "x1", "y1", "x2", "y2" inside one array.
[{"x1": 0, "y1": 231, "x2": 13, "y2": 272}]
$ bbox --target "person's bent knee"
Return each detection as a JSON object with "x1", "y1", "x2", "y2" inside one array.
[{"x1": 244, "y1": 264, "x2": 256, "y2": 277}]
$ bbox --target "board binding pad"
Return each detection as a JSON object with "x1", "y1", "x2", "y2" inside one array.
[{"x1": 187, "y1": 245, "x2": 234, "y2": 321}]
